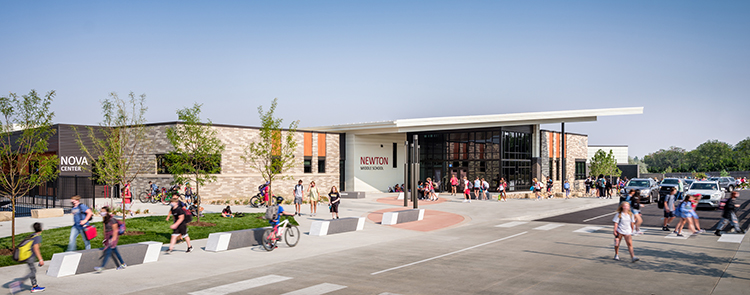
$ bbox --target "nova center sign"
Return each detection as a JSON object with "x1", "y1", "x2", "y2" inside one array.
[{"x1": 60, "y1": 156, "x2": 89, "y2": 172}]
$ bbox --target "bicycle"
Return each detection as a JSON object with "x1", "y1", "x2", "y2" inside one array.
[
  {"x1": 250, "y1": 193, "x2": 279, "y2": 208},
  {"x1": 138, "y1": 189, "x2": 156, "y2": 203},
  {"x1": 261, "y1": 217, "x2": 300, "y2": 251}
]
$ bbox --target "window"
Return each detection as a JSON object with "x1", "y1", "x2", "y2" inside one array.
[
  {"x1": 318, "y1": 158, "x2": 326, "y2": 173},
  {"x1": 157, "y1": 154, "x2": 222, "y2": 175},
  {"x1": 304, "y1": 157, "x2": 312, "y2": 173},
  {"x1": 575, "y1": 160, "x2": 586, "y2": 180}
]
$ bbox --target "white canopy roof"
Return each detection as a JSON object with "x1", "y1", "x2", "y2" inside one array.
[{"x1": 308, "y1": 107, "x2": 643, "y2": 134}]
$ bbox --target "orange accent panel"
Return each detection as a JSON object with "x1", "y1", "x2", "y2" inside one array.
[
  {"x1": 548, "y1": 133, "x2": 553, "y2": 158},
  {"x1": 318, "y1": 133, "x2": 326, "y2": 157},
  {"x1": 304, "y1": 132, "x2": 312, "y2": 157},
  {"x1": 556, "y1": 133, "x2": 561, "y2": 158},
  {"x1": 272, "y1": 130, "x2": 281, "y2": 156}
]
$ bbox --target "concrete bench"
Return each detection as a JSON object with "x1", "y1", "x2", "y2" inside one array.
[
  {"x1": 47, "y1": 241, "x2": 162, "y2": 277},
  {"x1": 309, "y1": 217, "x2": 365, "y2": 236},
  {"x1": 340, "y1": 191, "x2": 365, "y2": 199},
  {"x1": 0, "y1": 211, "x2": 11, "y2": 221},
  {"x1": 205, "y1": 228, "x2": 266, "y2": 252},
  {"x1": 31, "y1": 208, "x2": 64, "y2": 219},
  {"x1": 382, "y1": 209, "x2": 424, "y2": 225}
]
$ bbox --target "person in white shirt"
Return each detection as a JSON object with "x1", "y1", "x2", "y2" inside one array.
[{"x1": 612, "y1": 202, "x2": 639, "y2": 262}]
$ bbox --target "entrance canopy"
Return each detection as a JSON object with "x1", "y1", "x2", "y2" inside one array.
[{"x1": 308, "y1": 107, "x2": 643, "y2": 134}]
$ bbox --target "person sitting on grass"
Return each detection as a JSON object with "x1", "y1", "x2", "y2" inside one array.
[{"x1": 221, "y1": 206, "x2": 234, "y2": 218}]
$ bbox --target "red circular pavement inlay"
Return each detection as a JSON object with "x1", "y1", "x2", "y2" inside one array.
[{"x1": 367, "y1": 208, "x2": 466, "y2": 232}]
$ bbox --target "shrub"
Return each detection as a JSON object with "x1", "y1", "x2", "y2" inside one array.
[{"x1": 135, "y1": 209, "x2": 141, "y2": 215}]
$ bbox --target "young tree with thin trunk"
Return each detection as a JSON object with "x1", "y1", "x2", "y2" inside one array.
[
  {"x1": 0, "y1": 90, "x2": 59, "y2": 248},
  {"x1": 166, "y1": 103, "x2": 225, "y2": 220},
  {"x1": 73, "y1": 92, "x2": 153, "y2": 224},
  {"x1": 590, "y1": 149, "x2": 622, "y2": 179},
  {"x1": 242, "y1": 98, "x2": 299, "y2": 205}
]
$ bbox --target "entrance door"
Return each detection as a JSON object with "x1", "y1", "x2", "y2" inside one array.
[{"x1": 450, "y1": 168, "x2": 468, "y2": 190}]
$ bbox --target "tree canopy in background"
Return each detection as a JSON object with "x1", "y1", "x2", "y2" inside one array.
[
  {"x1": 590, "y1": 149, "x2": 621, "y2": 178},
  {"x1": 643, "y1": 138, "x2": 750, "y2": 173}
]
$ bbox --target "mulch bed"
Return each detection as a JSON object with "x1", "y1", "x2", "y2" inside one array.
[
  {"x1": 187, "y1": 221, "x2": 216, "y2": 227},
  {"x1": 0, "y1": 249, "x2": 12, "y2": 256}
]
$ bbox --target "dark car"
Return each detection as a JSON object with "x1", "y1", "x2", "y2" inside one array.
[
  {"x1": 658, "y1": 178, "x2": 688, "y2": 200},
  {"x1": 621, "y1": 178, "x2": 660, "y2": 203}
]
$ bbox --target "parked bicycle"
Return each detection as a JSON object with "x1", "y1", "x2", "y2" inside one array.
[
  {"x1": 138, "y1": 189, "x2": 156, "y2": 203},
  {"x1": 261, "y1": 217, "x2": 300, "y2": 251}
]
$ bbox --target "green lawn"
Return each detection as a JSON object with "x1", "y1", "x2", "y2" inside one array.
[{"x1": 0, "y1": 213, "x2": 297, "y2": 267}]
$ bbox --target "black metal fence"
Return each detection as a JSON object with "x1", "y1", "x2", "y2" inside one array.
[{"x1": 0, "y1": 176, "x2": 112, "y2": 217}]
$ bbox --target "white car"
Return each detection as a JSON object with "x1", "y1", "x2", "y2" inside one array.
[{"x1": 686, "y1": 181, "x2": 724, "y2": 209}]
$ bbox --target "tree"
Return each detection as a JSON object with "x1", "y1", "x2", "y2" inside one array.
[
  {"x1": 165, "y1": 103, "x2": 225, "y2": 218},
  {"x1": 733, "y1": 137, "x2": 750, "y2": 170},
  {"x1": 589, "y1": 149, "x2": 621, "y2": 178},
  {"x1": 0, "y1": 90, "x2": 59, "y2": 248},
  {"x1": 73, "y1": 92, "x2": 153, "y2": 224},
  {"x1": 242, "y1": 98, "x2": 299, "y2": 204},
  {"x1": 643, "y1": 147, "x2": 687, "y2": 173},
  {"x1": 688, "y1": 140, "x2": 735, "y2": 172}
]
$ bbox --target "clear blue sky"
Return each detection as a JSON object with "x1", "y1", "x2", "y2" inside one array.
[{"x1": 2, "y1": 1, "x2": 748, "y2": 157}]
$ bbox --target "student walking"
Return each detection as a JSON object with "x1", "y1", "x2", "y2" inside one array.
[
  {"x1": 122, "y1": 181, "x2": 133, "y2": 216},
  {"x1": 546, "y1": 177, "x2": 554, "y2": 199},
  {"x1": 716, "y1": 191, "x2": 745, "y2": 235},
  {"x1": 293, "y1": 180, "x2": 304, "y2": 216},
  {"x1": 307, "y1": 181, "x2": 320, "y2": 216},
  {"x1": 674, "y1": 195, "x2": 697, "y2": 237},
  {"x1": 563, "y1": 180, "x2": 571, "y2": 199},
  {"x1": 167, "y1": 198, "x2": 193, "y2": 253},
  {"x1": 473, "y1": 177, "x2": 481, "y2": 201},
  {"x1": 497, "y1": 178, "x2": 508, "y2": 202},
  {"x1": 328, "y1": 186, "x2": 341, "y2": 219},
  {"x1": 10, "y1": 222, "x2": 45, "y2": 294},
  {"x1": 585, "y1": 177, "x2": 592, "y2": 197},
  {"x1": 463, "y1": 177, "x2": 471, "y2": 203},
  {"x1": 662, "y1": 188, "x2": 677, "y2": 231},
  {"x1": 627, "y1": 190, "x2": 644, "y2": 234},
  {"x1": 596, "y1": 175, "x2": 606, "y2": 198},
  {"x1": 612, "y1": 202, "x2": 639, "y2": 262},
  {"x1": 67, "y1": 196, "x2": 93, "y2": 252},
  {"x1": 533, "y1": 178, "x2": 542, "y2": 200},
  {"x1": 450, "y1": 174, "x2": 458, "y2": 196},
  {"x1": 481, "y1": 178, "x2": 490, "y2": 200},
  {"x1": 94, "y1": 207, "x2": 126, "y2": 272}
]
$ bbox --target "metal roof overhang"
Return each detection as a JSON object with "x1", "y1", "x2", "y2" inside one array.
[{"x1": 307, "y1": 107, "x2": 643, "y2": 135}]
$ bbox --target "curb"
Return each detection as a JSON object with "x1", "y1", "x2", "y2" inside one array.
[{"x1": 505, "y1": 199, "x2": 619, "y2": 221}]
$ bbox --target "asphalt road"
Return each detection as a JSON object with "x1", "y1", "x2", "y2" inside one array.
[{"x1": 537, "y1": 191, "x2": 750, "y2": 231}]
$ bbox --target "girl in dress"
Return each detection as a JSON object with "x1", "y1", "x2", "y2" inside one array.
[{"x1": 307, "y1": 181, "x2": 320, "y2": 216}]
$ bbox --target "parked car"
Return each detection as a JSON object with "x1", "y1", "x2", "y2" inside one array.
[
  {"x1": 683, "y1": 179, "x2": 695, "y2": 188},
  {"x1": 708, "y1": 177, "x2": 737, "y2": 192},
  {"x1": 621, "y1": 178, "x2": 660, "y2": 203},
  {"x1": 687, "y1": 181, "x2": 724, "y2": 209},
  {"x1": 658, "y1": 178, "x2": 688, "y2": 200}
]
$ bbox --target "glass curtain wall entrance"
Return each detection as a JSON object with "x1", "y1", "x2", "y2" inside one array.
[{"x1": 410, "y1": 127, "x2": 532, "y2": 192}]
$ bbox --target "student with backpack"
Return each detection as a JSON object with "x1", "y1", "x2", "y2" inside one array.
[
  {"x1": 67, "y1": 195, "x2": 93, "y2": 252},
  {"x1": 10, "y1": 222, "x2": 45, "y2": 293},
  {"x1": 463, "y1": 177, "x2": 471, "y2": 203},
  {"x1": 716, "y1": 191, "x2": 745, "y2": 236},
  {"x1": 293, "y1": 180, "x2": 304, "y2": 216},
  {"x1": 94, "y1": 206, "x2": 127, "y2": 272},
  {"x1": 497, "y1": 178, "x2": 508, "y2": 202},
  {"x1": 563, "y1": 179, "x2": 571, "y2": 199},
  {"x1": 166, "y1": 198, "x2": 193, "y2": 253}
]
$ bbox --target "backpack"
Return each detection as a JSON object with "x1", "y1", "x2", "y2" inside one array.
[
  {"x1": 13, "y1": 233, "x2": 39, "y2": 262},
  {"x1": 117, "y1": 220, "x2": 126, "y2": 235},
  {"x1": 264, "y1": 205, "x2": 279, "y2": 221},
  {"x1": 657, "y1": 195, "x2": 665, "y2": 209}
]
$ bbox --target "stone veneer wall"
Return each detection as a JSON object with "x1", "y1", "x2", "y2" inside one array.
[
  {"x1": 540, "y1": 130, "x2": 588, "y2": 193},
  {"x1": 128, "y1": 124, "x2": 340, "y2": 201}
]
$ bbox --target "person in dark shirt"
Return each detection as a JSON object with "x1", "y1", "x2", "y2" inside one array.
[
  {"x1": 10, "y1": 222, "x2": 45, "y2": 293},
  {"x1": 221, "y1": 206, "x2": 234, "y2": 218},
  {"x1": 715, "y1": 191, "x2": 744, "y2": 236},
  {"x1": 328, "y1": 186, "x2": 341, "y2": 219},
  {"x1": 166, "y1": 198, "x2": 193, "y2": 253}
]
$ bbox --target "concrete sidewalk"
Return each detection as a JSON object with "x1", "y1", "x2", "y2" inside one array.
[{"x1": 0, "y1": 193, "x2": 626, "y2": 294}]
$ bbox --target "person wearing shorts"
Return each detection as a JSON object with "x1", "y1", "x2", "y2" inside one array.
[
  {"x1": 463, "y1": 177, "x2": 471, "y2": 203},
  {"x1": 167, "y1": 198, "x2": 192, "y2": 253},
  {"x1": 612, "y1": 202, "x2": 639, "y2": 262},
  {"x1": 307, "y1": 181, "x2": 320, "y2": 216},
  {"x1": 122, "y1": 181, "x2": 132, "y2": 216},
  {"x1": 473, "y1": 177, "x2": 481, "y2": 201},
  {"x1": 328, "y1": 186, "x2": 340, "y2": 219},
  {"x1": 450, "y1": 174, "x2": 458, "y2": 196},
  {"x1": 293, "y1": 180, "x2": 304, "y2": 216},
  {"x1": 662, "y1": 188, "x2": 677, "y2": 231}
]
